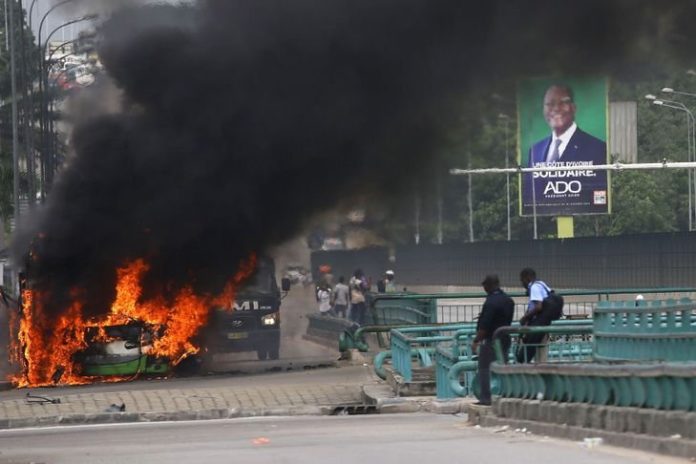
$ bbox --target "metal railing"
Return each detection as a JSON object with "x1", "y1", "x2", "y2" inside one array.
[
  {"x1": 372, "y1": 288, "x2": 696, "y2": 325},
  {"x1": 389, "y1": 324, "x2": 476, "y2": 382},
  {"x1": 341, "y1": 288, "x2": 695, "y2": 354},
  {"x1": 594, "y1": 298, "x2": 696, "y2": 362},
  {"x1": 490, "y1": 305, "x2": 696, "y2": 411},
  {"x1": 377, "y1": 321, "x2": 593, "y2": 398}
]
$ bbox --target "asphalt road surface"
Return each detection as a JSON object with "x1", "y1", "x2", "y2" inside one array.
[{"x1": 0, "y1": 414, "x2": 685, "y2": 464}]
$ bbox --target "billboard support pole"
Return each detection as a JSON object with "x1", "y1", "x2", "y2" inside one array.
[
  {"x1": 451, "y1": 161, "x2": 696, "y2": 236},
  {"x1": 557, "y1": 216, "x2": 574, "y2": 238},
  {"x1": 531, "y1": 170, "x2": 538, "y2": 239}
]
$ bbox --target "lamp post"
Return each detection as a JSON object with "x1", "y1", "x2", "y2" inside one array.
[
  {"x1": 662, "y1": 87, "x2": 696, "y2": 98},
  {"x1": 36, "y1": 0, "x2": 75, "y2": 197},
  {"x1": 46, "y1": 36, "x2": 83, "y2": 64},
  {"x1": 647, "y1": 94, "x2": 695, "y2": 230},
  {"x1": 28, "y1": 0, "x2": 38, "y2": 29},
  {"x1": 38, "y1": 13, "x2": 95, "y2": 194},
  {"x1": 660, "y1": 88, "x2": 696, "y2": 232}
]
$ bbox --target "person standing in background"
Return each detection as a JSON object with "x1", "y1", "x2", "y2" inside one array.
[
  {"x1": 333, "y1": 276, "x2": 349, "y2": 318},
  {"x1": 349, "y1": 269, "x2": 368, "y2": 325},
  {"x1": 317, "y1": 282, "x2": 333, "y2": 316}
]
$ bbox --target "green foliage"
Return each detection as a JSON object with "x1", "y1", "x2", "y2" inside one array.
[
  {"x1": 376, "y1": 68, "x2": 696, "y2": 245},
  {"x1": 608, "y1": 171, "x2": 679, "y2": 234}
]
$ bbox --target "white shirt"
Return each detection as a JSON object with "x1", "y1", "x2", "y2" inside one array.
[
  {"x1": 545, "y1": 122, "x2": 577, "y2": 162},
  {"x1": 317, "y1": 289, "x2": 332, "y2": 313},
  {"x1": 526, "y1": 280, "x2": 550, "y2": 313}
]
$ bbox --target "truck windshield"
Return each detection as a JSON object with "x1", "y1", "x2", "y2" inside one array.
[{"x1": 241, "y1": 268, "x2": 275, "y2": 293}]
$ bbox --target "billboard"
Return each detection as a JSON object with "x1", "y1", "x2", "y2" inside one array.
[{"x1": 518, "y1": 77, "x2": 610, "y2": 216}]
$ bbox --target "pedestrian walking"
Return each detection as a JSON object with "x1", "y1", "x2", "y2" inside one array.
[
  {"x1": 317, "y1": 282, "x2": 334, "y2": 316},
  {"x1": 333, "y1": 276, "x2": 350, "y2": 318},
  {"x1": 471, "y1": 275, "x2": 514, "y2": 406},
  {"x1": 349, "y1": 269, "x2": 368, "y2": 325}
]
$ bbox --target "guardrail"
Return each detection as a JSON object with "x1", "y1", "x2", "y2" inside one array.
[
  {"x1": 493, "y1": 360, "x2": 696, "y2": 410},
  {"x1": 389, "y1": 324, "x2": 476, "y2": 382},
  {"x1": 491, "y1": 313, "x2": 696, "y2": 411},
  {"x1": 339, "y1": 323, "x2": 469, "y2": 353},
  {"x1": 594, "y1": 298, "x2": 696, "y2": 362},
  {"x1": 372, "y1": 287, "x2": 696, "y2": 325},
  {"x1": 436, "y1": 324, "x2": 593, "y2": 400},
  {"x1": 370, "y1": 293, "x2": 435, "y2": 326},
  {"x1": 340, "y1": 289, "x2": 695, "y2": 354}
]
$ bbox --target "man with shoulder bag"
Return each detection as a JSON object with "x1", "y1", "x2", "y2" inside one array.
[{"x1": 516, "y1": 268, "x2": 563, "y2": 363}]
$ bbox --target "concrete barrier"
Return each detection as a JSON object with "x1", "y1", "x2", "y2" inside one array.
[{"x1": 304, "y1": 313, "x2": 354, "y2": 348}]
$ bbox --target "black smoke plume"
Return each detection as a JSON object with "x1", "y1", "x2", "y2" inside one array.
[{"x1": 15, "y1": 0, "x2": 696, "y2": 318}]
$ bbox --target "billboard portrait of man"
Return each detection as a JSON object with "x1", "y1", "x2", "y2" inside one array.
[{"x1": 519, "y1": 77, "x2": 610, "y2": 216}]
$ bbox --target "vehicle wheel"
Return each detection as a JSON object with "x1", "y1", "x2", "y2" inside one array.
[
  {"x1": 268, "y1": 338, "x2": 280, "y2": 360},
  {"x1": 256, "y1": 348, "x2": 268, "y2": 361},
  {"x1": 173, "y1": 355, "x2": 202, "y2": 377}
]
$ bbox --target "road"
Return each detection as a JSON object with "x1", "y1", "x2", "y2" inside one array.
[{"x1": 0, "y1": 414, "x2": 684, "y2": 464}]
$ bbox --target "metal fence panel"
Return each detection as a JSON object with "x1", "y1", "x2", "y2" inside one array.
[{"x1": 311, "y1": 232, "x2": 696, "y2": 289}]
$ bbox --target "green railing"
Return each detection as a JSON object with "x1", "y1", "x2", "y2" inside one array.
[
  {"x1": 434, "y1": 324, "x2": 593, "y2": 399},
  {"x1": 494, "y1": 360, "x2": 696, "y2": 410},
  {"x1": 372, "y1": 287, "x2": 696, "y2": 324},
  {"x1": 341, "y1": 288, "x2": 695, "y2": 353},
  {"x1": 378, "y1": 321, "x2": 593, "y2": 398},
  {"x1": 389, "y1": 324, "x2": 476, "y2": 382},
  {"x1": 594, "y1": 298, "x2": 696, "y2": 362},
  {"x1": 491, "y1": 303, "x2": 696, "y2": 411},
  {"x1": 369, "y1": 293, "x2": 436, "y2": 326}
]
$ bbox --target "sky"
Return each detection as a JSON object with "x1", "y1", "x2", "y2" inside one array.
[
  {"x1": 28, "y1": 0, "x2": 95, "y2": 43},
  {"x1": 27, "y1": 0, "x2": 190, "y2": 45}
]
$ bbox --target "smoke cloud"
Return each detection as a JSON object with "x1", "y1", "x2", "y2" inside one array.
[{"x1": 16, "y1": 0, "x2": 696, "y2": 318}]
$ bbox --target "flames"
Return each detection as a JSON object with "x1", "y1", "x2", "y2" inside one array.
[{"x1": 11, "y1": 254, "x2": 257, "y2": 387}]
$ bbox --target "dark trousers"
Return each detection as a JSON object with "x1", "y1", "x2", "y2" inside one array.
[
  {"x1": 350, "y1": 302, "x2": 366, "y2": 325},
  {"x1": 334, "y1": 304, "x2": 347, "y2": 318},
  {"x1": 478, "y1": 338, "x2": 510, "y2": 404},
  {"x1": 516, "y1": 332, "x2": 547, "y2": 363},
  {"x1": 477, "y1": 341, "x2": 495, "y2": 405}
]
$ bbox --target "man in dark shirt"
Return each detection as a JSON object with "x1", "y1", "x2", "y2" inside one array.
[{"x1": 472, "y1": 274, "x2": 515, "y2": 406}]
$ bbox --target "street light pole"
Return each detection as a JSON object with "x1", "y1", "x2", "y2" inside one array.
[
  {"x1": 648, "y1": 95, "x2": 696, "y2": 230},
  {"x1": 646, "y1": 95, "x2": 696, "y2": 231},
  {"x1": 28, "y1": 0, "x2": 38, "y2": 29},
  {"x1": 662, "y1": 88, "x2": 696, "y2": 98},
  {"x1": 36, "y1": 0, "x2": 74, "y2": 198},
  {"x1": 655, "y1": 100, "x2": 696, "y2": 230},
  {"x1": 38, "y1": 13, "x2": 94, "y2": 193},
  {"x1": 659, "y1": 88, "x2": 696, "y2": 231}
]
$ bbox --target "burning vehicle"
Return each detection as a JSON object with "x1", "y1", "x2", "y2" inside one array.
[
  {"x1": 75, "y1": 323, "x2": 169, "y2": 377},
  {"x1": 201, "y1": 256, "x2": 289, "y2": 362},
  {"x1": 11, "y1": 254, "x2": 289, "y2": 386}
]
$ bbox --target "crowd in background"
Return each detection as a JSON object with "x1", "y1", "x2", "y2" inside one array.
[{"x1": 315, "y1": 267, "x2": 398, "y2": 325}]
